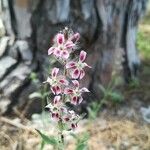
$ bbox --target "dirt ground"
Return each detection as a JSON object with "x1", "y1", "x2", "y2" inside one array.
[{"x1": 0, "y1": 111, "x2": 150, "y2": 150}]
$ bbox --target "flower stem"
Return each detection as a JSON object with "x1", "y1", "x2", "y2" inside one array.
[{"x1": 61, "y1": 133, "x2": 64, "y2": 145}]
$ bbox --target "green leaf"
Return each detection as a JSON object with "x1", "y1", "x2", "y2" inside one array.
[
  {"x1": 43, "y1": 92, "x2": 49, "y2": 98},
  {"x1": 29, "y1": 92, "x2": 43, "y2": 99},
  {"x1": 108, "y1": 92, "x2": 123, "y2": 103},
  {"x1": 36, "y1": 129, "x2": 58, "y2": 146},
  {"x1": 87, "y1": 107, "x2": 96, "y2": 120},
  {"x1": 75, "y1": 133, "x2": 89, "y2": 150},
  {"x1": 76, "y1": 143, "x2": 87, "y2": 150},
  {"x1": 40, "y1": 140, "x2": 45, "y2": 150},
  {"x1": 98, "y1": 84, "x2": 106, "y2": 93},
  {"x1": 87, "y1": 102, "x2": 101, "y2": 120},
  {"x1": 70, "y1": 133, "x2": 78, "y2": 139},
  {"x1": 80, "y1": 133, "x2": 89, "y2": 143},
  {"x1": 29, "y1": 72, "x2": 37, "y2": 80}
]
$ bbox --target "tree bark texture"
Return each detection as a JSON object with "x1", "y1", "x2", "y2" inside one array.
[{"x1": 0, "y1": 0, "x2": 147, "y2": 114}]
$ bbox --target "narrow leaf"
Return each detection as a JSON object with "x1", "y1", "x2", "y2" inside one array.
[
  {"x1": 76, "y1": 143, "x2": 87, "y2": 150},
  {"x1": 36, "y1": 129, "x2": 57, "y2": 146},
  {"x1": 98, "y1": 84, "x2": 106, "y2": 93},
  {"x1": 40, "y1": 140, "x2": 45, "y2": 150}
]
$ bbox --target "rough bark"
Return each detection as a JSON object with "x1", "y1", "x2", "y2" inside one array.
[{"x1": 0, "y1": 0, "x2": 147, "y2": 114}]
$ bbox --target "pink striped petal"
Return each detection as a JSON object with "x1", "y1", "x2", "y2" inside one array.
[
  {"x1": 71, "y1": 123, "x2": 77, "y2": 129},
  {"x1": 71, "y1": 96, "x2": 78, "y2": 105},
  {"x1": 64, "y1": 88, "x2": 74, "y2": 94},
  {"x1": 79, "y1": 50, "x2": 87, "y2": 62},
  {"x1": 70, "y1": 33, "x2": 80, "y2": 42},
  {"x1": 59, "y1": 79, "x2": 69, "y2": 85},
  {"x1": 48, "y1": 47, "x2": 55, "y2": 55},
  {"x1": 80, "y1": 87, "x2": 90, "y2": 93},
  {"x1": 73, "y1": 33, "x2": 80, "y2": 41},
  {"x1": 79, "y1": 69, "x2": 85, "y2": 79},
  {"x1": 71, "y1": 96, "x2": 82, "y2": 105},
  {"x1": 65, "y1": 41, "x2": 75, "y2": 49},
  {"x1": 51, "y1": 86, "x2": 56, "y2": 94},
  {"x1": 55, "y1": 86, "x2": 61, "y2": 95},
  {"x1": 53, "y1": 95, "x2": 61, "y2": 104},
  {"x1": 71, "y1": 69, "x2": 80, "y2": 79},
  {"x1": 56, "y1": 33, "x2": 64, "y2": 44},
  {"x1": 72, "y1": 80, "x2": 79, "y2": 88},
  {"x1": 53, "y1": 48, "x2": 61, "y2": 57},
  {"x1": 66, "y1": 61, "x2": 76, "y2": 69},
  {"x1": 52, "y1": 68, "x2": 59, "y2": 77},
  {"x1": 52, "y1": 113, "x2": 55, "y2": 118},
  {"x1": 61, "y1": 50, "x2": 69, "y2": 59},
  {"x1": 64, "y1": 117, "x2": 70, "y2": 122},
  {"x1": 51, "y1": 85, "x2": 61, "y2": 95},
  {"x1": 51, "y1": 113, "x2": 59, "y2": 121}
]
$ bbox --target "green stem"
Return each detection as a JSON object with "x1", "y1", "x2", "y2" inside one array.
[{"x1": 57, "y1": 59, "x2": 67, "y2": 150}]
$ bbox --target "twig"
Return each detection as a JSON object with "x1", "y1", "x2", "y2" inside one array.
[
  {"x1": 13, "y1": 107, "x2": 30, "y2": 123},
  {"x1": 0, "y1": 116, "x2": 36, "y2": 133}
]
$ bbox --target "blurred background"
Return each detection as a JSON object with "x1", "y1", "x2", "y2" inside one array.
[{"x1": 0, "y1": 0, "x2": 150, "y2": 149}]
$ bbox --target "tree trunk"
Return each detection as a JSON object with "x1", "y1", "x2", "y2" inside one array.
[{"x1": 0, "y1": 0, "x2": 147, "y2": 114}]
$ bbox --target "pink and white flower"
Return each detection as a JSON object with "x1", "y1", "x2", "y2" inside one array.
[
  {"x1": 45, "y1": 67, "x2": 68, "y2": 95},
  {"x1": 64, "y1": 80, "x2": 89, "y2": 105},
  {"x1": 66, "y1": 50, "x2": 91, "y2": 79},
  {"x1": 62, "y1": 110, "x2": 79, "y2": 130},
  {"x1": 45, "y1": 96, "x2": 66, "y2": 122},
  {"x1": 48, "y1": 33, "x2": 76, "y2": 59}
]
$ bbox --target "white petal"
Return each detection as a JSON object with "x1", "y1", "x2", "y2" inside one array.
[
  {"x1": 48, "y1": 47, "x2": 55, "y2": 55},
  {"x1": 72, "y1": 80, "x2": 79, "y2": 88},
  {"x1": 84, "y1": 62, "x2": 92, "y2": 68},
  {"x1": 45, "y1": 77, "x2": 52, "y2": 84},
  {"x1": 80, "y1": 87, "x2": 90, "y2": 93},
  {"x1": 54, "y1": 95, "x2": 61, "y2": 104},
  {"x1": 78, "y1": 96, "x2": 83, "y2": 104}
]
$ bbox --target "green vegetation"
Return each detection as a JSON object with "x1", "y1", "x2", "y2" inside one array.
[
  {"x1": 87, "y1": 80, "x2": 124, "y2": 121},
  {"x1": 137, "y1": 28, "x2": 150, "y2": 60},
  {"x1": 36, "y1": 129, "x2": 60, "y2": 150},
  {"x1": 71, "y1": 132, "x2": 89, "y2": 150},
  {"x1": 137, "y1": 9, "x2": 150, "y2": 60}
]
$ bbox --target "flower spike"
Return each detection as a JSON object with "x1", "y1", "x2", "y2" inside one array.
[{"x1": 46, "y1": 28, "x2": 91, "y2": 132}]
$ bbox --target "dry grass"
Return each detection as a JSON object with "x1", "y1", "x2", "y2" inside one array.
[
  {"x1": 0, "y1": 116, "x2": 150, "y2": 150},
  {"x1": 88, "y1": 119, "x2": 150, "y2": 150}
]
